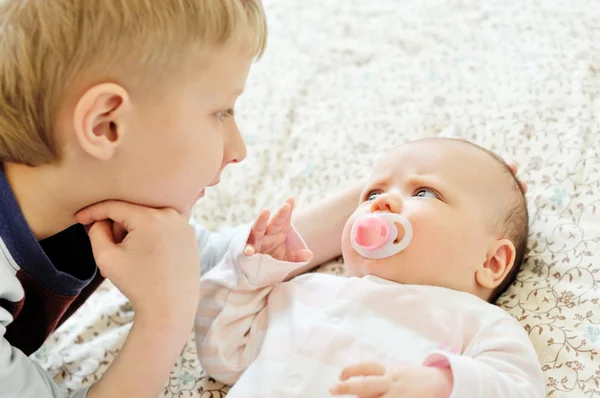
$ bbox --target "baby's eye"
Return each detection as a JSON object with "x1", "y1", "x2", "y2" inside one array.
[
  {"x1": 364, "y1": 191, "x2": 381, "y2": 201},
  {"x1": 414, "y1": 188, "x2": 437, "y2": 198}
]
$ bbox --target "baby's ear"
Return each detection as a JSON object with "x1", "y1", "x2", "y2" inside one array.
[{"x1": 475, "y1": 239, "x2": 516, "y2": 290}]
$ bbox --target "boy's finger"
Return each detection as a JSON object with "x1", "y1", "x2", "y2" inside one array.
[
  {"x1": 111, "y1": 221, "x2": 128, "y2": 244},
  {"x1": 75, "y1": 200, "x2": 148, "y2": 229},
  {"x1": 87, "y1": 220, "x2": 118, "y2": 272}
]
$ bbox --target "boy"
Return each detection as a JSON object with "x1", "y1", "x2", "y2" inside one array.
[
  {"x1": 195, "y1": 138, "x2": 544, "y2": 397},
  {"x1": 0, "y1": 1, "x2": 361, "y2": 397}
]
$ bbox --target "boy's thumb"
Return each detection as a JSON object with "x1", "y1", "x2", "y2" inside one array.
[{"x1": 87, "y1": 220, "x2": 118, "y2": 273}]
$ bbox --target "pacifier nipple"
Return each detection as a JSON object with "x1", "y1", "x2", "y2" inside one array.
[
  {"x1": 352, "y1": 215, "x2": 389, "y2": 250},
  {"x1": 350, "y1": 212, "x2": 413, "y2": 260}
]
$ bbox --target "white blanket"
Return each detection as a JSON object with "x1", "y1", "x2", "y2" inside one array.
[{"x1": 35, "y1": 0, "x2": 600, "y2": 396}]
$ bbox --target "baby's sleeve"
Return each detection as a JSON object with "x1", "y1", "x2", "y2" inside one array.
[
  {"x1": 195, "y1": 224, "x2": 310, "y2": 384},
  {"x1": 422, "y1": 317, "x2": 545, "y2": 398}
]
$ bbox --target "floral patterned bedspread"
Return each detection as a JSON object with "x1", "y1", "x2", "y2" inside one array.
[{"x1": 34, "y1": 0, "x2": 600, "y2": 396}]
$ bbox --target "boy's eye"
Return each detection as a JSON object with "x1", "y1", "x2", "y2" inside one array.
[
  {"x1": 216, "y1": 108, "x2": 235, "y2": 122},
  {"x1": 414, "y1": 188, "x2": 437, "y2": 198}
]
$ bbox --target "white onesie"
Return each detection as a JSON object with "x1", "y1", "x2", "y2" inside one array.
[{"x1": 195, "y1": 226, "x2": 545, "y2": 398}]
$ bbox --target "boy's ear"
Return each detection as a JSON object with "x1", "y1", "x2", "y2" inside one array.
[
  {"x1": 73, "y1": 83, "x2": 131, "y2": 160},
  {"x1": 475, "y1": 238, "x2": 516, "y2": 290}
]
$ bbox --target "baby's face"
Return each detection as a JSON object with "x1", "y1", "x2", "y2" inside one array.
[{"x1": 341, "y1": 139, "x2": 508, "y2": 295}]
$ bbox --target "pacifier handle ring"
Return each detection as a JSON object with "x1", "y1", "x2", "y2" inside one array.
[{"x1": 392, "y1": 216, "x2": 413, "y2": 252}]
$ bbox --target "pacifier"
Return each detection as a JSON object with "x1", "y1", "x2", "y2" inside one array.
[{"x1": 350, "y1": 212, "x2": 413, "y2": 259}]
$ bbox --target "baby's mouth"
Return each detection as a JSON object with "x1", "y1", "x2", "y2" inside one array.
[{"x1": 350, "y1": 212, "x2": 414, "y2": 259}]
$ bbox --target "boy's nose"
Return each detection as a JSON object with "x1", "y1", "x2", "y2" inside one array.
[
  {"x1": 225, "y1": 122, "x2": 247, "y2": 164},
  {"x1": 370, "y1": 193, "x2": 402, "y2": 214}
]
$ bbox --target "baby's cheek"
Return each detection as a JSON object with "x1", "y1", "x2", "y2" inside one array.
[
  {"x1": 341, "y1": 229, "x2": 354, "y2": 263},
  {"x1": 407, "y1": 217, "x2": 452, "y2": 257}
]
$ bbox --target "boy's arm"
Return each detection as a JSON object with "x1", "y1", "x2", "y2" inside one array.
[
  {"x1": 86, "y1": 315, "x2": 191, "y2": 398},
  {"x1": 194, "y1": 222, "x2": 251, "y2": 274},
  {"x1": 0, "y1": 308, "x2": 89, "y2": 398},
  {"x1": 195, "y1": 224, "x2": 310, "y2": 385},
  {"x1": 74, "y1": 201, "x2": 204, "y2": 398},
  {"x1": 0, "y1": 257, "x2": 88, "y2": 397},
  {"x1": 422, "y1": 318, "x2": 546, "y2": 397}
]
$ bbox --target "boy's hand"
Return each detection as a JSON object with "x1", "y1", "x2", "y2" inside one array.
[
  {"x1": 330, "y1": 361, "x2": 453, "y2": 398},
  {"x1": 244, "y1": 197, "x2": 313, "y2": 263},
  {"x1": 76, "y1": 201, "x2": 200, "y2": 326}
]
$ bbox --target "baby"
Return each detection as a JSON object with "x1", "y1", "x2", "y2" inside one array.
[{"x1": 195, "y1": 138, "x2": 545, "y2": 397}]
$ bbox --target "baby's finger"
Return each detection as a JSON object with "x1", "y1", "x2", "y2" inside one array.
[
  {"x1": 285, "y1": 197, "x2": 295, "y2": 211},
  {"x1": 518, "y1": 180, "x2": 528, "y2": 194},
  {"x1": 249, "y1": 209, "x2": 271, "y2": 243},
  {"x1": 266, "y1": 203, "x2": 291, "y2": 234},
  {"x1": 506, "y1": 162, "x2": 528, "y2": 193},
  {"x1": 270, "y1": 245, "x2": 286, "y2": 261},
  {"x1": 244, "y1": 244, "x2": 256, "y2": 256},
  {"x1": 329, "y1": 376, "x2": 390, "y2": 396},
  {"x1": 339, "y1": 361, "x2": 387, "y2": 380},
  {"x1": 284, "y1": 197, "x2": 295, "y2": 223},
  {"x1": 286, "y1": 249, "x2": 314, "y2": 263}
]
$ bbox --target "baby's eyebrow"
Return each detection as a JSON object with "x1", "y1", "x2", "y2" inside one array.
[{"x1": 365, "y1": 176, "x2": 391, "y2": 190}]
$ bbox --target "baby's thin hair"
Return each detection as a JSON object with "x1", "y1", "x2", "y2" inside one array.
[
  {"x1": 436, "y1": 138, "x2": 529, "y2": 302},
  {"x1": 0, "y1": 0, "x2": 267, "y2": 166}
]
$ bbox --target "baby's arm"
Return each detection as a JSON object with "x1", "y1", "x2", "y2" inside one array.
[
  {"x1": 290, "y1": 182, "x2": 363, "y2": 275},
  {"x1": 195, "y1": 200, "x2": 311, "y2": 385},
  {"x1": 332, "y1": 317, "x2": 544, "y2": 398},
  {"x1": 423, "y1": 318, "x2": 545, "y2": 397}
]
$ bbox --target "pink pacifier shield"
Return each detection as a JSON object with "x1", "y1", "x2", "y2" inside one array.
[
  {"x1": 350, "y1": 212, "x2": 413, "y2": 259},
  {"x1": 352, "y1": 215, "x2": 389, "y2": 250}
]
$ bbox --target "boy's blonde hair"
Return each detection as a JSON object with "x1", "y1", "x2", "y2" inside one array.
[{"x1": 0, "y1": 0, "x2": 267, "y2": 166}]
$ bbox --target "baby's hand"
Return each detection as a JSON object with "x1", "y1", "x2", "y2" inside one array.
[
  {"x1": 330, "y1": 361, "x2": 453, "y2": 398},
  {"x1": 244, "y1": 197, "x2": 313, "y2": 263}
]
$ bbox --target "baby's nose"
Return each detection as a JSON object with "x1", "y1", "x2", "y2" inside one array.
[{"x1": 370, "y1": 193, "x2": 401, "y2": 214}]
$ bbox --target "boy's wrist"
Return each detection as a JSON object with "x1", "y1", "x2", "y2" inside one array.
[{"x1": 134, "y1": 307, "x2": 195, "y2": 335}]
